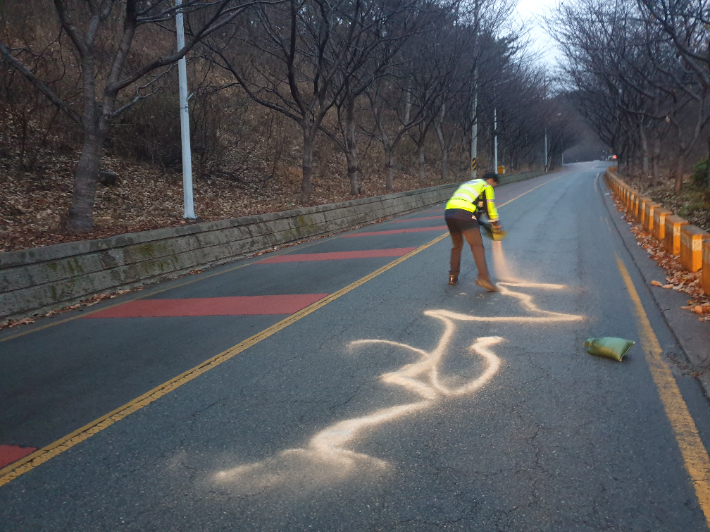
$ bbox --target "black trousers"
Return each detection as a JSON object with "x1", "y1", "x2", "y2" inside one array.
[{"x1": 445, "y1": 217, "x2": 490, "y2": 281}]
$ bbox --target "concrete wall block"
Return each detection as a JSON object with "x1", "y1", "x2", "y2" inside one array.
[
  {"x1": 194, "y1": 229, "x2": 234, "y2": 249},
  {"x1": 665, "y1": 215, "x2": 688, "y2": 256},
  {"x1": 220, "y1": 226, "x2": 255, "y2": 246},
  {"x1": 98, "y1": 249, "x2": 125, "y2": 270},
  {"x1": 0, "y1": 290, "x2": 24, "y2": 318},
  {"x1": 24, "y1": 253, "x2": 104, "y2": 288},
  {"x1": 242, "y1": 222, "x2": 275, "y2": 238},
  {"x1": 680, "y1": 225, "x2": 710, "y2": 273},
  {"x1": 0, "y1": 267, "x2": 33, "y2": 292}
]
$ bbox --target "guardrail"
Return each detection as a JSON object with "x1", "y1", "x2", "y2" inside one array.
[{"x1": 604, "y1": 170, "x2": 710, "y2": 296}]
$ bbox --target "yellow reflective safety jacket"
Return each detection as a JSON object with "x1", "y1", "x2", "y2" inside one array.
[{"x1": 445, "y1": 179, "x2": 499, "y2": 222}]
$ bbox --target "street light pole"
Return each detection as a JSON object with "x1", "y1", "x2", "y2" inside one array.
[
  {"x1": 470, "y1": 70, "x2": 478, "y2": 179},
  {"x1": 494, "y1": 107, "x2": 498, "y2": 173},
  {"x1": 544, "y1": 127, "x2": 548, "y2": 172},
  {"x1": 176, "y1": 0, "x2": 195, "y2": 220}
]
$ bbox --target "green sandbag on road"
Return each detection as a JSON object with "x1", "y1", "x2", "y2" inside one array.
[{"x1": 585, "y1": 337, "x2": 635, "y2": 362}]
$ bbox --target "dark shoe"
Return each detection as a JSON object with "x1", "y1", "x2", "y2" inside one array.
[
  {"x1": 448, "y1": 273, "x2": 458, "y2": 285},
  {"x1": 475, "y1": 278, "x2": 499, "y2": 292}
]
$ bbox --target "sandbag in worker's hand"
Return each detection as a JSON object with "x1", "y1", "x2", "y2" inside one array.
[{"x1": 485, "y1": 221, "x2": 507, "y2": 241}]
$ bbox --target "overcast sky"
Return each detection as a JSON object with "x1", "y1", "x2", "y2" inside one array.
[{"x1": 514, "y1": 0, "x2": 562, "y2": 67}]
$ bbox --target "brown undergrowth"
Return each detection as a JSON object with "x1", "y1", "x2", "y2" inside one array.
[{"x1": 0, "y1": 153, "x2": 456, "y2": 253}]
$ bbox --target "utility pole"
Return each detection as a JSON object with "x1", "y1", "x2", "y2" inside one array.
[
  {"x1": 544, "y1": 127, "x2": 548, "y2": 172},
  {"x1": 470, "y1": 70, "x2": 478, "y2": 179},
  {"x1": 493, "y1": 107, "x2": 498, "y2": 173},
  {"x1": 176, "y1": 0, "x2": 195, "y2": 219}
]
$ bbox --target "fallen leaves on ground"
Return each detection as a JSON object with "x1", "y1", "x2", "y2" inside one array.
[{"x1": 0, "y1": 287, "x2": 137, "y2": 330}]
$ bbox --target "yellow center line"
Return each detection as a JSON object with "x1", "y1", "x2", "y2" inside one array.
[
  {"x1": 0, "y1": 173, "x2": 563, "y2": 487},
  {"x1": 616, "y1": 256, "x2": 710, "y2": 527}
]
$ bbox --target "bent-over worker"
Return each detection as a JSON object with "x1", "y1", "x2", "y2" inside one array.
[{"x1": 444, "y1": 172, "x2": 503, "y2": 292}]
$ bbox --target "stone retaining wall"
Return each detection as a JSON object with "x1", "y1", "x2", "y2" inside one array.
[{"x1": 1, "y1": 171, "x2": 544, "y2": 321}]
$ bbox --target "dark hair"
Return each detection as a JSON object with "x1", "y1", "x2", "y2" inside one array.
[{"x1": 483, "y1": 172, "x2": 499, "y2": 183}]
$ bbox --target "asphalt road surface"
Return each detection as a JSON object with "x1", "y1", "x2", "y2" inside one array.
[{"x1": 2, "y1": 162, "x2": 710, "y2": 531}]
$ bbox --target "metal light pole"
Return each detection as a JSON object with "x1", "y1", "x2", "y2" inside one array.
[
  {"x1": 493, "y1": 107, "x2": 498, "y2": 173},
  {"x1": 470, "y1": 69, "x2": 478, "y2": 179},
  {"x1": 176, "y1": 0, "x2": 195, "y2": 219},
  {"x1": 544, "y1": 127, "x2": 548, "y2": 172}
]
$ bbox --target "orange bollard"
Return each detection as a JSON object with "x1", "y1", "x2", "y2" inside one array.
[
  {"x1": 638, "y1": 197, "x2": 652, "y2": 225},
  {"x1": 643, "y1": 202, "x2": 659, "y2": 232},
  {"x1": 631, "y1": 194, "x2": 640, "y2": 218},
  {"x1": 703, "y1": 240, "x2": 710, "y2": 296},
  {"x1": 679, "y1": 225, "x2": 710, "y2": 272},
  {"x1": 665, "y1": 215, "x2": 688, "y2": 256},
  {"x1": 653, "y1": 208, "x2": 672, "y2": 241}
]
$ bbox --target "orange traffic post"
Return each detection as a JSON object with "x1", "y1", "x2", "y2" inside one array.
[
  {"x1": 638, "y1": 197, "x2": 652, "y2": 225},
  {"x1": 631, "y1": 194, "x2": 640, "y2": 218},
  {"x1": 703, "y1": 240, "x2": 710, "y2": 296},
  {"x1": 643, "y1": 202, "x2": 659, "y2": 233},
  {"x1": 679, "y1": 225, "x2": 710, "y2": 272},
  {"x1": 628, "y1": 189, "x2": 637, "y2": 211},
  {"x1": 665, "y1": 215, "x2": 689, "y2": 256},
  {"x1": 653, "y1": 208, "x2": 672, "y2": 241}
]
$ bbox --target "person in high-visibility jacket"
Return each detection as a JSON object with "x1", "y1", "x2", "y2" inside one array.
[{"x1": 445, "y1": 172, "x2": 503, "y2": 292}]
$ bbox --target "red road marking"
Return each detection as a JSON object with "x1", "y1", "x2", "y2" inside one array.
[
  {"x1": 391, "y1": 216, "x2": 441, "y2": 223},
  {"x1": 260, "y1": 247, "x2": 416, "y2": 263},
  {"x1": 344, "y1": 226, "x2": 448, "y2": 237},
  {"x1": 85, "y1": 294, "x2": 329, "y2": 319},
  {"x1": 0, "y1": 445, "x2": 37, "y2": 468}
]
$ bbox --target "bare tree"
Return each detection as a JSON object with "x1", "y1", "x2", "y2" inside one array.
[
  {"x1": 0, "y1": 0, "x2": 258, "y2": 231},
  {"x1": 208, "y1": 0, "x2": 429, "y2": 203}
]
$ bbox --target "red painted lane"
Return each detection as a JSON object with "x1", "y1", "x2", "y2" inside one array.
[
  {"x1": 391, "y1": 216, "x2": 442, "y2": 223},
  {"x1": 0, "y1": 445, "x2": 37, "y2": 468},
  {"x1": 85, "y1": 294, "x2": 329, "y2": 319},
  {"x1": 344, "y1": 226, "x2": 448, "y2": 237},
  {"x1": 260, "y1": 247, "x2": 417, "y2": 263}
]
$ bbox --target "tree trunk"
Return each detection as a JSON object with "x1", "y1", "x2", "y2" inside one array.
[
  {"x1": 652, "y1": 134, "x2": 661, "y2": 183},
  {"x1": 436, "y1": 107, "x2": 448, "y2": 182},
  {"x1": 301, "y1": 126, "x2": 314, "y2": 203},
  {"x1": 639, "y1": 122, "x2": 649, "y2": 179},
  {"x1": 441, "y1": 146, "x2": 449, "y2": 182},
  {"x1": 674, "y1": 152, "x2": 684, "y2": 192},
  {"x1": 67, "y1": 124, "x2": 104, "y2": 231},
  {"x1": 344, "y1": 95, "x2": 360, "y2": 195},
  {"x1": 674, "y1": 125, "x2": 685, "y2": 192},
  {"x1": 385, "y1": 146, "x2": 394, "y2": 192},
  {"x1": 418, "y1": 142, "x2": 425, "y2": 186},
  {"x1": 460, "y1": 129, "x2": 468, "y2": 179}
]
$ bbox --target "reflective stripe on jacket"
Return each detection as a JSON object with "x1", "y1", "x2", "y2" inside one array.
[{"x1": 445, "y1": 179, "x2": 499, "y2": 221}]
